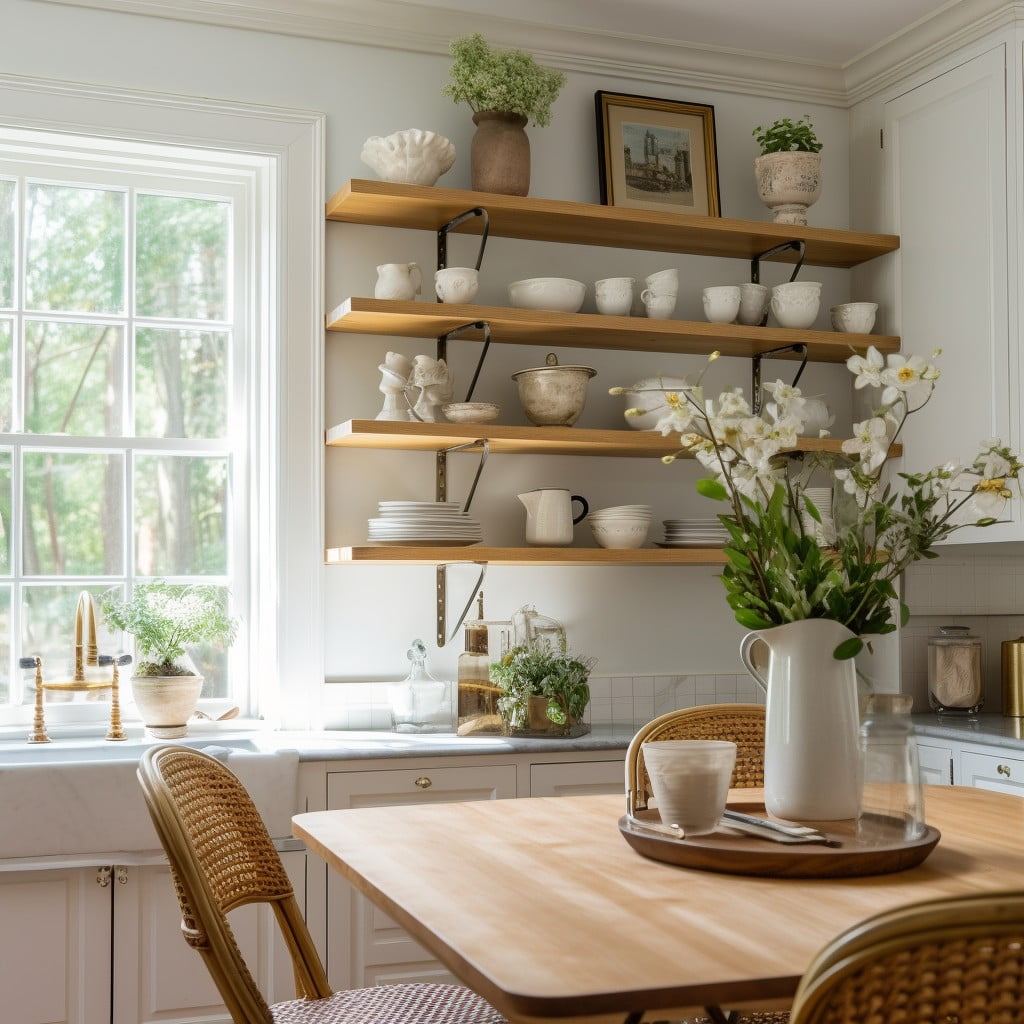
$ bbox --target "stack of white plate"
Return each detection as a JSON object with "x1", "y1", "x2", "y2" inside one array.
[
  {"x1": 589, "y1": 505, "x2": 652, "y2": 549},
  {"x1": 368, "y1": 501, "x2": 482, "y2": 546},
  {"x1": 658, "y1": 518, "x2": 729, "y2": 548}
]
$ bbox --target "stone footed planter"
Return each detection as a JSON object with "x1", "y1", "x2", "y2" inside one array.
[
  {"x1": 471, "y1": 110, "x2": 530, "y2": 196},
  {"x1": 131, "y1": 674, "x2": 204, "y2": 738},
  {"x1": 755, "y1": 151, "x2": 822, "y2": 226}
]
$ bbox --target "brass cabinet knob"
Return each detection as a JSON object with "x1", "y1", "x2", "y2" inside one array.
[
  {"x1": 414, "y1": 776, "x2": 433, "y2": 789},
  {"x1": 998, "y1": 764, "x2": 1012, "y2": 777}
]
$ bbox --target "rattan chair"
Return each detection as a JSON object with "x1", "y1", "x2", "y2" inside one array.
[
  {"x1": 137, "y1": 744, "x2": 506, "y2": 1024},
  {"x1": 787, "y1": 890, "x2": 1024, "y2": 1023},
  {"x1": 626, "y1": 703, "x2": 766, "y2": 816}
]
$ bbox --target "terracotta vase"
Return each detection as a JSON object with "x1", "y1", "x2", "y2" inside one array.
[
  {"x1": 740, "y1": 618, "x2": 860, "y2": 821},
  {"x1": 471, "y1": 111, "x2": 530, "y2": 196},
  {"x1": 131, "y1": 673, "x2": 204, "y2": 738},
  {"x1": 754, "y1": 151, "x2": 822, "y2": 225}
]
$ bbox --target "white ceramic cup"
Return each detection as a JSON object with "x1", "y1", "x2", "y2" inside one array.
[
  {"x1": 595, "y1": 277, "x2": 636, "y2": 316},
  {"x1": 640, "y1": 289, "x2": 677, "y2": 320},
  {"x1": 645, "y1": 268, "x2": 679, "y2": 294},
  {"x1": 770, "y1": 280, "x2": 822, "y2": 329},
  {"x1": 642, "y1": 739, "x2": 737, "y2": 834},
  {"x1": 830, "y1": 302, "x2": 878, "y2": 334},
  {"x1": 702, "y1": 285, "x2": 741, "y2": 324},
  {"x1": 434, "y1": 267, "x2": 479, "y2": 303},
  {"x1": 737, "y1": 282, "x2": 771, "y2": 326}
]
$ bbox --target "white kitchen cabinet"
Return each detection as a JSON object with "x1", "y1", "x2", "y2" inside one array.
[
  {"x1": 884, "y1": 43, "x2": 1020, "y2": 540},
  {"x1": 323, "y1": 762, "x2": 518, "y2": 989},
  {"x1": 529, "y1": 757, "x2": 624, "y2": 796},
  {"x1": 2, "y1": 854, "x2": 304, "y2": 1024},
  {"x1": 959, "y1": 749, "x2": 1024, "y2": 794},
  {"x1": 916, "y1": 740, "x2": 954, "y2": 785}
]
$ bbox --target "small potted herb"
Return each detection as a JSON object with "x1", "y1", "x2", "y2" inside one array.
[
  {"x1": 443, "y1": 32, "x2": 566, "y2": 196},
  {"x1": 490, "y1": 638, "x2": 594, "y2": 737},
  {"x1": 100, "y1": 581, "x2": 237, "y2": 737},
  {"x1": 751, "y1": 114, "x2": 823, "y2": 225}
]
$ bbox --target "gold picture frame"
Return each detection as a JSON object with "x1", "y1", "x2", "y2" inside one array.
[{"x1": 595, "y1": 91, "x2": 721, "y2": 217}]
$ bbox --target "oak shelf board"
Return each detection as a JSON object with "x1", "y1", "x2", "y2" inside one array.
[
  {"x1": 325, "y1": 298, "x2": 898, "y2": 363},
  {"x1": 326, "y1": 179, "x2": 899, "y2": 268},
  {"x1": 325, "y1": 545, "x2": 730, "y2": 566},
  {"x1": 325, "y1": 419, "x2": 901, "y2": 459}
]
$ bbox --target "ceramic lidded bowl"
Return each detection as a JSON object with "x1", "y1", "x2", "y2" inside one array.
[
  {"x1": 360, "y1": 129, "x2": 456, "y2": 187},
  {"x1": 830, "y1": 302, "x2": 878, "y2": 334},
  {"x1": 508, "y1": 277, "x2": 586, "y2": 314},
  {"x1": 512, "y1": 353, "x2": 596, "y2": 426},
  {"x1": 770, "y1": 280, "x2": 823, "y2": 329}
]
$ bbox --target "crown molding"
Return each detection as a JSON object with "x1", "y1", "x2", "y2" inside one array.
[
  {"x1": 843, "y1": 0, "x2": 1024, "y2": 105},
  {"x1": 37, "y1": 0, "x2": 848, "y2": 105}
]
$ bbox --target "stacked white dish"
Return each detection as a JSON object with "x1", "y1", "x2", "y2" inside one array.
[
  {"x1": 369, "y1": 501, "x2": 482, "y2": 546},
  {"x1": 590, "y1": 505, "x2": 651, "y2": 549},
  {"x1": 658, "y1": 518, "x2": 729, "y2": 548}
]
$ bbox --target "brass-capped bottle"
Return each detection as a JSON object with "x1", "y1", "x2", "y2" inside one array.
[{"x1": 457, "y1": 592, "x2": 502, "y2": 735}]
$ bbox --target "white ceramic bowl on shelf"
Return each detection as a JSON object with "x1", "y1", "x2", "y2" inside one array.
[
  {"x1": 591, "y1": 520, "x2": 650, "y2": 549},
  {"x1": 508, "y1": 277, "x2": 586, "y2": 313},
  {"x1": 770, "y1": 281, "x2": 822, "y2": 329},
  {"x1": 359, "y1": 129, "x2": 456, "y2": 187},
  {"x1": 441, "y1": 402, "x2": 500, "y2": 424},
  {"x1": 830, "y1": 302, "x2": 878, "y2": 334}
]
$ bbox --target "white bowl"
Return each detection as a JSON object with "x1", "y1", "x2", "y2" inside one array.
[
  {"x1": 830, "y1": 302, "x2": 878, "y2": 334},
  {"x1": 360, "y1": 129, "x2": 456, "y2": 187},
  {"x1": 441, "y1": 402, "x2": 500, "y2": 424},
  {"x1": 591, "y1": 521, "x2": 649, "y2": 549},
  {"x1": 508, "y1": 277, "x2": 586, "y2": 313},
  {"x1": 770, "y1": 281, "x2": 822, "y2": 330},
  {"x1": 702, "y1": 285, "x2": 741, "y2": 324}
]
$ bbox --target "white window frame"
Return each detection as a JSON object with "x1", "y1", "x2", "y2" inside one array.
[{"x1": 0, "y1": 72, "x2": 325, "y2": 731}]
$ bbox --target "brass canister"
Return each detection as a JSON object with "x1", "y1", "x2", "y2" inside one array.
[{"x1": 1001, "y1": 636, "x2": 1024, "y2": 717}]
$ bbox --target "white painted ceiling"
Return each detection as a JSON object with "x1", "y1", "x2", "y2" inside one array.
[{"x1": 387, "y1": 0, "x2": 960, "y2": 65}]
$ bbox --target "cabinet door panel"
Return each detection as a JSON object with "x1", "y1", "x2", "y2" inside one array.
[
  {"x1": 917, "y1": 741, "x2": 953, "y2": 785},
  {"x1": 325, "y1": 764, "x2": 516, "y2": 990},
  {"x1": 530, "y1": 759, "x2": 624, "y2": 796},
  {"x1": 960, "y1": 750, "x2": 1024, "y2": 794},
  {"x1": 0, "y1": 868, "x2": 110, "y2": 1024}
]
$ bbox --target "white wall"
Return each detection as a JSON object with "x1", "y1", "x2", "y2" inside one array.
[{"x1": 0, "y1": 0, "x2": 857, "y2": 691}]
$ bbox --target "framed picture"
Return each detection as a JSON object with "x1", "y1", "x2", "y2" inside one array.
[{"x1": 595, "y1": 91, "x2": 721, "y2": 217}]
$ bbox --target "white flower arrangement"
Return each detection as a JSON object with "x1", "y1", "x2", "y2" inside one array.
[{"x1": 612, "y1": 346, "x2": 1023, "y2": 658}]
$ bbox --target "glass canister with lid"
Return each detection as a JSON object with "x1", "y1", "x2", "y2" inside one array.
[{"x1": 927, "y1": 625, "x2": 983, "y2": 716}]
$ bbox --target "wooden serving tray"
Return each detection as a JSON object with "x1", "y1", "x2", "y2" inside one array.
[{"x1": 619, "y1": 802, "x2": 941, "y2": 878}]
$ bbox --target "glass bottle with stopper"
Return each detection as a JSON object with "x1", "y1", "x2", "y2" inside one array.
[{"x1": 388, "y1": 639, "x2": 455, "y2": 733}]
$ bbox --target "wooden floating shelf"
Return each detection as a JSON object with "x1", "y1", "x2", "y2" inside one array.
[
  {"x1": 326, "y1": 180, "x2": 899, "y2": 269},
  {"x1": 325, "y1": 420, "x2": 902, "y2": 459},
  {"x1": 325, "y1": 546, "x2": 730, "y2": 566},
  {"x1": 325, "y1": 298, "x2": 898, "y2": 363}
]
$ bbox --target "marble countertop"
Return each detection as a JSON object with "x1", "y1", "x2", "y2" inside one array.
[{"x1": 912, "y1": 712, "x2": 1024, "y2": 750}]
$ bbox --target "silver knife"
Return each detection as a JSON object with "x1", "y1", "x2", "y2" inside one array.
[{"x1": 722, "y1": 808, "x2": 828, "y2": 838}]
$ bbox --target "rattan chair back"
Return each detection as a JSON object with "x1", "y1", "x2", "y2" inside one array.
[
  {"x1": 138, "y1": 745, "x2": 331, "y2": 1023},
  {"x1": 788, "y1": 890, "x2": 1024, "y2": 1023},
  {"x1": 625, "y1": 704, "x2": 766, "y2": 815}
]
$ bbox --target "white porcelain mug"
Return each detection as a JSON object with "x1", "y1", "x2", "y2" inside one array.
[
  {"x1": 595, "y1": 277, "x2": 636, "y2": 316},
  {"x1": 640, "y1": 289, "x2": 677, "y2": 320},
  {"x1": 702, "y1": 286, "x2": 741, "y2": 324},
  {"x1": 737, "y1": 283, "x2": 771, "y2": 326},
  {"x1": 645, "y1": 268, "x2": 679, "y2": 295},
  {"x1": 434, "y1": 267, "x2": 479, "y2": 303}
]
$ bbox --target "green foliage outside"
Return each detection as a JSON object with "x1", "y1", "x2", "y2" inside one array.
[
  {"x1": 99, "y1": 580, "x2": 237, "y2": 676},
  {"x1": 490, "y1": 638, "x2": 594, "y2": 729},
  {"x1": 752, "y1": 115, "x2": 823, "y2": 154},
  {"x1": 443, "y1": 33, "x2": 566, "y2": 127}
]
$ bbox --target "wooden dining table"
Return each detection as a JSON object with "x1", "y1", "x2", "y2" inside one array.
[{"x1": 293, "y1": 786, "x2": 1024, "y2": 1024}]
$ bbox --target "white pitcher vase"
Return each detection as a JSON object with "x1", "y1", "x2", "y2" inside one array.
[{"x1": 740, "y1": 618, "x2": 860, "y2": 821}]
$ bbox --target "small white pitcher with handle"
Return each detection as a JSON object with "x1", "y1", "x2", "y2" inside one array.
[
  {"x1": 518, "y1": 489, "x2": 589, "y2": 546},
  {"x1": 374, "y1": 262, "x2": 422, "y2": 301},
  {"x1": 740, "y1": 618, "x2": 860, "y2": 821}
]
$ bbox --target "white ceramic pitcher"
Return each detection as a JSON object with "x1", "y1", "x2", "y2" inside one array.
[
  {"x1": 374, "y1": 262, "x2": 422, "y2": 301},
  {"x1": 518, "y1": 489, "x2": 589, "y2": 546},
  {"x1": 740, "y1": 618, "x2": 860, "y2": 821}
]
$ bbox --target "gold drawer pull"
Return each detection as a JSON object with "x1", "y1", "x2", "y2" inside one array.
[
  {"x1": 998, "y1": 764, "x2": 1012, "y2": 777},
  {"x1": 414, "y1": 776, "x2": 433, "y2": 790}
]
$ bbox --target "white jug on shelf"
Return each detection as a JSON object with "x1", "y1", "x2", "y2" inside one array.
[{"x1": 374, "y1": 262, "x2": 422, "y2": 301}]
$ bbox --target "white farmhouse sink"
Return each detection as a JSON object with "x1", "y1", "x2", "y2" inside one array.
[{"x1": 0, "y1": 736, "x2": 299, "y2": 860}]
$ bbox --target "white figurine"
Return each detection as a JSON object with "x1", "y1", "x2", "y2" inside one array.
[
  {"x1": 408, "y1": 354, "x2": 454, "y2": 423},
  {"x1": 376, "y1": 351, "x2": 414, "y2": 421}
]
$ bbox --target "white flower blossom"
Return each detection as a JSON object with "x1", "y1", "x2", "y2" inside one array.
[
  {"x1": 841, "y1": 417, "x2": 890, "y2": 472},
  {"x1": 846, "y1": 346, "x2": 885, "y2": 389},
  {"x1": 880, "y1": 353, "x2": 938, "y2": 408}
]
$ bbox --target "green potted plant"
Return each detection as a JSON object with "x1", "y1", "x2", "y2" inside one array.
[
  {"x1": 751, "y1": 114, "x2": 824, "y2": 225},
  {"x1": 443, "y1": 32, "x2": 566, "y2": 196},
  {"x1": 99, "y1": 581, "x2": 237, "y2": 738},
  {"x1": 490, "y1": 638, "x2": 594, "y2": 737}
]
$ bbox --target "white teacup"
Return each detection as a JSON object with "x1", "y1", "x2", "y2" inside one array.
[
  {"x1": 770, "y1": 280, "x2": 822, "y2": 329},
  {"x1": 737, "y1": 283, "x2": 771, "y2": 326},
  {"x1": 702, "y1": 286, "x2": 741, "y2": 324},
  {"x1": 595, "y1": 277, "x2": 636, "y2": 316},
  {"x1": 642, "y1": 739, "x2": 737, "y2": 834},
  {"x1": 640, "y1": 289, "x2": 677, "y2": 320},
  {"x1": 644, "y1": 268, "x2": 679, "y2": 295},
  {"x1": 434, "y1": 267, "x2": 479, "y2": 304}
]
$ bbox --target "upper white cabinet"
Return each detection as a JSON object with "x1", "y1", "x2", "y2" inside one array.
[{"x1": 884, "y1": 43, "x2": 1020, "y2": 540}]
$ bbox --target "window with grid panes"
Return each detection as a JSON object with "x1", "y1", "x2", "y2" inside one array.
[{"x1": 0, "y1": 143, "x2": 253, "y2": 722}]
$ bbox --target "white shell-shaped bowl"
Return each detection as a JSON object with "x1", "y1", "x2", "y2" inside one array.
[{"x1": 360, "y1": 129, "x2": 456, "y2": 187}]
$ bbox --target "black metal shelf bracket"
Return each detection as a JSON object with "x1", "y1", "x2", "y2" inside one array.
[
  {"x1": 436, "y1": 561, "x2": 487, "y2": 648},
  {"x1": 437, "y1": 206, "x2": 490, "y2": 273},
  {"x1": 750, "y1": 343, "x2": 809, "y2": 414},
  {"x1": 432, "y1": 320, "x2": 491, "y2": 401},
  {"x1": 751, "y1": 239, "x2": 806, "y2": 286}
]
